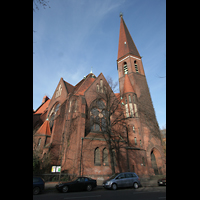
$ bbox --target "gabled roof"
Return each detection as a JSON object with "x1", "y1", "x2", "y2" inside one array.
[
  {"x1": 35, "y1": 119, "x2": 51, "y2": 136},
  {"x1": 123, "y1": 74, "x2": 135, "y2": 94},
  {"x1": 117, "y1": 16, "x2": 140, "y2": 60},
  {"x1": 74, "y1": 73, "x2": 96, "y2": 96},
  {"x1": 34, "y1": 98, "x2": 51, "y2": 114}
]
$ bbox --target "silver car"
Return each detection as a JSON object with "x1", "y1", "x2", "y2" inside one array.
[{"x1": 103, "y1": 172, "x2": 141, "y2": 190}]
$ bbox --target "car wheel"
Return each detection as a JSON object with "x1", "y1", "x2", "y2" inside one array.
[
  {"x1": 33, "y1": 187, "x2": 40, "y2": 195},
  {"x1": 87, "y1": 184, "x2": 92, "y2": 191},
  {"x1": 133, "y1": 182, "x2": 139, "y2": 189},
  {"x1": 112, "y1": 183, "x2": 117, "y2": 190},
  {"x1": 62, "y1": 186, "x2": 69, "y2": 193}
]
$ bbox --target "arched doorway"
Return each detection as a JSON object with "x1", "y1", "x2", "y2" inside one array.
[{"x1": 151, "y1": 150, "x2": 159, "y2": 175}]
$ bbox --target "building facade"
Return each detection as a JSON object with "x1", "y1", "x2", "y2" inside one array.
[{"x1": 33, "y1": 15, "x2": 166, "y2": 180}]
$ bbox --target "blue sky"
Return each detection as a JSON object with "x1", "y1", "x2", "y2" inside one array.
[{"x1": 33, "y1": 0, "x2": 166, "y2": 129}]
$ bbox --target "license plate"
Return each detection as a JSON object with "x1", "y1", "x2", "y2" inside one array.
[{"x1": 160, "y1": 182, "x2": 163, "y2": 184}]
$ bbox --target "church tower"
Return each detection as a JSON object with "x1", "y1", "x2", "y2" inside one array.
[{"x1": 117, "y1": 14, "x2": 166, "y2": 176}]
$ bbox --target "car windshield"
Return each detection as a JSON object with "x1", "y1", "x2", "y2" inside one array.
[{"x1": 107, "y1": 173, "x2": 120, "y2": 181}]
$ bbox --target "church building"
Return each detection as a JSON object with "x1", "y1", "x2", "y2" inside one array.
[{"x1": 33, "y1": 15, "x2": 166, "y2": 180}]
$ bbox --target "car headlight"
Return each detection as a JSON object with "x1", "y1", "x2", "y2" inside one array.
[{"x1": 105, "y1": 181, "x2": 111, "y2": 185}]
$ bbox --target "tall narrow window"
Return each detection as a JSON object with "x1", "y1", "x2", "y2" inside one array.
[
  {"x1": 129, "y1": 103, "x2": 134, "y2": 117},
  {"x1": 100, "y1": 79, "x2": 103, "y2": 93},
  {"x1": 134, "y1": 137, "x2": 137, "y2": 145},
  {"x1": 38, "y1": 138, "x2": 41, "y2": 147},
  {"x1": 134, "y1": 104, "x2": 138, "y2": 117},
  {"x1": 123, "y1": 62, "x2": 128, "y2": 74},
  {"x1": 125, "y1": 97, "x2": 129, "y2": 118},
  {"x1": 96, "y1": 84, "x2": 99, "y2": 92},
  {"x1": 133, "y1": 126, "x2": 135, "y2": 133},
  {"x1": 129, "y1": 96, "x2": 133, "y2": 117},
  {"x1": 74, "y1": 100, "x2": 77, "y2": 112},
  {"x1": 142, "y1": 157, "x2": 145, "y2": 166},
  {"x1": 94, "y1": 147, "x2": 101, "y2": 166},
  {"x1": 134, "y1": 60, "x2": 139, "y2": 73},
  {"x1": 102, "y1": 148, "x2": 108, "y2": 166},
  {"x1": 69, "y1": 100, "x2": 72, "y2": 112}
]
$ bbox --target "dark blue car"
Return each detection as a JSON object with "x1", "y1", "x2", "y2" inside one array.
[{"x1": 33, "y1": 177, "x2": 45, "y2": 195}]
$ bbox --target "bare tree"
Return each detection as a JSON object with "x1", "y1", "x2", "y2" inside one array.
[
  {"x1": 85, "y1": 76, "x2": 128, "y2": 174},
  {"x1": 33, "y1": 0, "x2": 50, "y2": 12}
]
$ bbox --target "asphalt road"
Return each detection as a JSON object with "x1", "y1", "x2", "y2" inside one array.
[{"x1": 33, "y1": 186, "x2": 166, "y2": 200}]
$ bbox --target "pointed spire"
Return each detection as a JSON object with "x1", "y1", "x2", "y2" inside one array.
[
  {"x1": 123, "y1": 73, "x2": 135, "y2": 94},
  {"x1": 117, "y1": 15, "x2": 140, "y2": 60},
  {"x1": 90, "y1": 66, "x2": 93, "y2": 74}
]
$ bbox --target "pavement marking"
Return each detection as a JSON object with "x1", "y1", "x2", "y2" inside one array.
[{"x1": 64, "y1": 195, "x2": 101, "y2": 199}]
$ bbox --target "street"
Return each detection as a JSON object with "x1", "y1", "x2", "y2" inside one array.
[{"x1": 33, "y1": 186, "x2": 166, "y2": 200}]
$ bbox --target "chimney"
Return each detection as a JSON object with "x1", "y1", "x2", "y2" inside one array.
[{"x1": 42, "y1": 95, "x2": 49, "y2": 104}]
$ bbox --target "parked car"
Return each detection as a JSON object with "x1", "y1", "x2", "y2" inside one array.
[
  {"x1": 56, "y1": 177, "x2": 97, "y2": 193},
  {"x1": 158, "y1": 177, "x2": 166, "y2": 186},
  {"x1": 33, "y1": 176, "x2": 45, "y2": 195},
  {"x1": 103, "y1": 172, "x2": 141, "y2": 190}
]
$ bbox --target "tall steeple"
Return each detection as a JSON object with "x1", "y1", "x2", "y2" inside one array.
[
  {"x1": 117, "y1": 14, "x2": 141, "y2": 61},
  {"x1": 117, "y1": 14, "x2": 145, "y2": 96}
]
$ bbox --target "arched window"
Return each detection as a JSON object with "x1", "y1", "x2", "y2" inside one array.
[
  {"x1": 48, "y1": 103, "x2": 60, "y2": 133},
  {"x1": 96, "y1": 84, "x2": 99, "y2": 92},
  {"x1": 133, "y1": 126, "x2": 135, "y2": 133},
  {"x1": 123, "y1": 62, "x2": 128, "y2": 74},
  {"x1": 134, "y1": 60, "x2": 139, "y2": 73},
  {"x1": 94, "y1": 147, "x2": 101, "y2": 166},
  {"x1": 38, "y1": 138, "x2": 41, "y2": 147},
  {"x1": 129, "y1": 95, "x2": 134, "y2": 117},
  {"x1": 125, "y1": 97, "x2": 129, "y2": 118},
  {"x1": 102, "y1": 148, "x2": 108, "y2": 166},
  {"x1": 100, "y1": 79, "x2": 103, "y2": 93},
  {"x1": 74, "y1": 99, "x2": 77, "y2": 112},
  {"x1": 134, "y1": 137, "x2": 137, "y2": 145},
  {"x1": 90, "y1": 100, "x2": 107, "y2": 132}
]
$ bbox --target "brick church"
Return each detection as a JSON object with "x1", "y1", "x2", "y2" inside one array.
[{"x1": 33, "y1": 15, "x2": 166, "y2": 180}]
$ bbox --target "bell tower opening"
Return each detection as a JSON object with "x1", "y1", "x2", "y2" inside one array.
[{"x1": 123, "y1": 62, "x2": 128, "y2": 74}]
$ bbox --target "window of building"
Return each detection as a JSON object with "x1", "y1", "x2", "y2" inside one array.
[
  {"x1": 142, "y1": 157, "x2": 145, "y2": 166},
  {"x1": 74, "y1": 100, "x2": 77, "y2": 112},
  {"x1": 129, "y1": 103, "x2": 134, "y2": 117},
  {"x1": 48, "y1": 103, "x2": 60, "y2": 133},
  {"x1": 124, "y1": 62, "x2": 128, "y2": 74},
  {"x1": 94, "y1": 147, "x2": 101, "y2": 166},
  {"x1": 125, "y1": 104, "x2": 129, "y2": 118},
  {"x1": 134, "y1": 104, "x2": 138, "y2": 117},
  {"x1": 69, "y1": 100, "x2": 72, "y2": 112},
  {"x1": 134, "y1": 137, "x2": 137, "y2": 145},
  {"x1": 102, "y1": 148, "x2": 108, "y2": 166},
  {"x1": 100, "y1": 79, "x2": 103, "y2": 93},
  {"x1": 90, "y1": 100, "x2": 108, "y2": 132},
  {"x1": 134, "y1": 60, "x2": 139, "y2": 73},
  {"x1": 96, "y1": 84, "x2": 99, "y2": 92},
  {"x1": 133, "y1": 126, "x2": 135, "y2": 133},
  {"x1": 128, "y1": 95, "x2": 131, "y2": 103},
  {"x1": 140, "y1": 140, "x2": 142, "y2": 147},
  {"x1": 38, "y1": 138, "x2": 41, "y2": 146}
]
